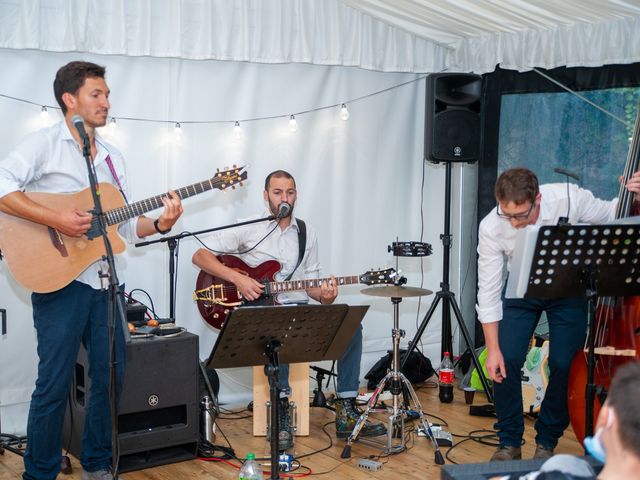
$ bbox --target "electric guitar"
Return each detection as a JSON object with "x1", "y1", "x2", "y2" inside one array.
[
  {"x1": 0, "y1": 166, "x2": 247, "y2": 293},
  {"x1": 193, "y1": 255, "x2": 399, "y2": 330},
  {"x1": 521, "y1": 334, "x2": 550, "y2": 414}
]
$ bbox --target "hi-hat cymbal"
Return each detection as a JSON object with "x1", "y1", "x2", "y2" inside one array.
[{"x1": 361, "y1": 285, "x2": 433, "y2": 298}]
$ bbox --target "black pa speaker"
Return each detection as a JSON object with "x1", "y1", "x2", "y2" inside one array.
[
  {"x1": 62, "y1": 332, "x2": 200, "y2": 472},
  {"x1": 424, "y1": 73, "x2": 482, "y2": 163}
]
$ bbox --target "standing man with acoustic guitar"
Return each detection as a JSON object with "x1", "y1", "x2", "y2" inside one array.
[
  {"x1": 192, "y1": 169, "x2": 385, "y2": 450},
  {"x1": 0, "y1": 61, "x2": 183, "y2": 480}
]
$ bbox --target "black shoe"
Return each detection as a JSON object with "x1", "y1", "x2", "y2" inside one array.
[
  {"x1": 334, "y1": 397, "x2": 386, "y2": 439},
  {"x1": 272, "y1": 397, "x2": 293, "y2": 451}
]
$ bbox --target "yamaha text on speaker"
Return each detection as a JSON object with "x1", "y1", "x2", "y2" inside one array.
[
  {"x1": 424, "y1": 73, "x2": 482, "y2": 163},
  {"x1": 62, "y1": 332, "x2": 200, "y2": 472}
]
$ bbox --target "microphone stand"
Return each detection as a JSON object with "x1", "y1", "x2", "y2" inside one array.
[
  {"x1": 135, "y1": 214, "x2": 278, "y2": 414},
  {"x1": 78, "y1": 130, "x2": 131, "y2": 480},
  {"x1": 134, "y1": 214, "x2": 278, "y2": 321}
]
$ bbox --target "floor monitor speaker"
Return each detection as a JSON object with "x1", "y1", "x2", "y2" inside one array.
[{"x1": 62, "y1": 332, "x2": 200, "y2": 472}]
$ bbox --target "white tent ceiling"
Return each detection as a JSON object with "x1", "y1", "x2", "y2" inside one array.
[
  {"x1": 1, "y1": 0, "x2": 639, "y2": 73},
  {"x1": 345, "y1": 0, "x2": 640, "y2": 72}
]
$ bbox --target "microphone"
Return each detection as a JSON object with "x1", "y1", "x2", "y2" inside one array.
[
  {"x1": 276, "y1": 202, "x2": 292, "y2": 219},
  {"x1": 71, "y1": 115, "x2": 89, "y2": 145},
  {"x1": 554, "y1": 167, "x2": 580, "y2": 227},
  {"x1": 553, "y1": 167, "x2": 580, "y2": 181}
]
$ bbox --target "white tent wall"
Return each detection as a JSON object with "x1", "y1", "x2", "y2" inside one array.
[{"x1": 0, "y1": 49, "x2": 474, "y2": 435}]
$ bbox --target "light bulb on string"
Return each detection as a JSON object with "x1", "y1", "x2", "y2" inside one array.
[
  {"x1": 174, "y1": 122, "x2": 182, "y2": 135},
  {"x1": 340, "y1": 104, "x2": 350, "y2": 121},
  {"x1": 288, "y1": 115, "x2": 298, "y2": 133},
  {"x1": 40, "y1": 106, "x2": 49, "y2": 119},
  {"x1": 233, "y1": 121, "x2": 242, "y2": 139},
  {"x1": 108, "y1": 117, "x2": 117, "y2": 130}
]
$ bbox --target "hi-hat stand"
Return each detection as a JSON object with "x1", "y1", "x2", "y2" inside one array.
[
  {"x1": 401, "y1": 162, "x2": 493, "y2": 403},
  {"x1": 340, "y1": 285, "x2": 444, "y2": 464}
]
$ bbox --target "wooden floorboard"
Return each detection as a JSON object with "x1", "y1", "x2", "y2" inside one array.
[{"x1": 0, "y1": 386, "x2": 583, "y2": 479}]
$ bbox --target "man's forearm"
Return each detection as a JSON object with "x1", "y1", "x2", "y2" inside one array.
[{"x1": 482, "y1": 321, "x2": 500, "y2": 351}]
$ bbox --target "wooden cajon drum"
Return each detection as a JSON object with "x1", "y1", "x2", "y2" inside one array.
[{"x1": 252, "y1": 362, "x2": 309, "y2": 436}]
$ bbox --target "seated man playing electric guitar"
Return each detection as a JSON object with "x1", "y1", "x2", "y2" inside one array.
[{"x1": 192, "y1": 169, "x2": 385, "y2": 449}]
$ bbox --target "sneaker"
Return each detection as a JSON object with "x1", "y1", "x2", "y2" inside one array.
[
  {"x1": 533, "y1": 444, "x2": 554, "y2": 460},
  {"x1": 490, "y1": 445, "x2": 522, "y2": 461},
  {"x1": 81, "y1": 469, "x2": 113, "y2": 480},
  {"x1": 271, "y1": 397, "x2": 293, "y2": 451},
  {"x1": 334, "y1": 397, "x2": 386, "y2": 439}
]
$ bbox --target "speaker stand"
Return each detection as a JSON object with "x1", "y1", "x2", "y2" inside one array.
[{"x1": 401, "y1": 162, "x2": 493, "y2": 403}]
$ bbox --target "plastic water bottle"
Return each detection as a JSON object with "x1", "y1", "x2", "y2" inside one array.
[
  {"x1": 238, "y1": 452, "x2": 261, "y2": 480},
  {"x1": 438, "y1": 352, "x2": 454, "y2": 403}
]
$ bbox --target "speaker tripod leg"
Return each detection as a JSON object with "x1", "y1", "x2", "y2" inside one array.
[{"x1": 448, "y1": 295, "x2": 493, "y2": 403}]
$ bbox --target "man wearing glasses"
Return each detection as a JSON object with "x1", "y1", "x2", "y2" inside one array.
[{"x1": 476, "y1": 167, "x2": 640, "y2": 462}]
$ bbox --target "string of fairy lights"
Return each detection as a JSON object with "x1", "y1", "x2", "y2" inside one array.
[{"x1": 0, "y1": 75, "x2": 426, "y2": 140}]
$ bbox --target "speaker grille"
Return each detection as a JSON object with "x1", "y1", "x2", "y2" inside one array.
[{"x1": 432, "y1": 109, "x2": 480, "y2": 161}]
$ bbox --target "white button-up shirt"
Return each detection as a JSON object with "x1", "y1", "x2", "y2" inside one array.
[
  {"x1": 475, "y1": 183, "x2": 617, "y2": 324},
  {"x1": 204, "y1": 213, "x2": 321, "y2": 304},
  {"x1": 0, "y1": 121, "x2": 140, "y2": 290}
]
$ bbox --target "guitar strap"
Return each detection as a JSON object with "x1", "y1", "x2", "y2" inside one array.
[
  {"x1": 285, "y1": 218, "x2": 306, "y2": 281},
  {"x1": 104, "y1": 154, "x2": 129, "y2": 203}
]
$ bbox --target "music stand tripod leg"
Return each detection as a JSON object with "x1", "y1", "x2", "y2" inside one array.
[{"x1": 264, "y1": 340, "x2": 283, "y2": 480}]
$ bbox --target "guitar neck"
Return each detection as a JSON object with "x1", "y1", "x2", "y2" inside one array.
[
  {"x1": 265, "y1": 275, "x2": 360, "y2": 295},
  {"x1": 104, "y1": 177, "x2": 222, "y2": 226}
]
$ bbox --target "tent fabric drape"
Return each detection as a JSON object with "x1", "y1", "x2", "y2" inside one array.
[
  {"x1": 2, "y1": 0, "x2": 640, "y2": 74},
  {"x1": 0, "y1": 0, "x2": 447, "y2": 73}
]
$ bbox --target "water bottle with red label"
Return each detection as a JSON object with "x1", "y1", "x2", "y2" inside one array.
[{"x1": 438, "y1": 352, "x2": 454, "y2": 403}]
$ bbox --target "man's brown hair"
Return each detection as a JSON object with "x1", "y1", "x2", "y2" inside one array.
[
  {"x1": 264, "y1": 170, "x2": 296, "y2": 191},
  {"x1": 494, "y1": 168, "x2": 539, "y2": 205},
  {"x1": 53, "y1": 61, "x2": 106, "y2": 115}
]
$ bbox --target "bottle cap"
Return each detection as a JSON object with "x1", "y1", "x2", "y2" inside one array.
[{"x1": 246, "y1": 452, "x2": 255, "y2": 460}]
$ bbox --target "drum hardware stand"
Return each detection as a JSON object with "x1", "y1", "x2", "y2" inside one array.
[{"x1": 340, "y1": 270, "x2": 444, "y2": 464}]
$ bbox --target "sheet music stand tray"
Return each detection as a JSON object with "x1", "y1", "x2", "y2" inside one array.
[
  {"x1": 206, "y1": 303, "x2": 369, "y2": 480},
  {"x1": 506, "y1": 223, "x2": 640, "y2": 438}
]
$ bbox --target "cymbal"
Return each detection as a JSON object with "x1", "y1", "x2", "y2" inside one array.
[{"x1": 361, "y1": 285, "x2": 433, "y2": 298}]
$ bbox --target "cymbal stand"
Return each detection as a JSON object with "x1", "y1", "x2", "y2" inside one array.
[{"x1": 340, "y1": 295, "x2": 444, "y2": 464}]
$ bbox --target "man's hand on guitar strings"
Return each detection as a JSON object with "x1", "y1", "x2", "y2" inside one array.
[{"x1": 157, "y1": 189, "x2": 183, "y2": 231}]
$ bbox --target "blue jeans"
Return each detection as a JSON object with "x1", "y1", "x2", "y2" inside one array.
[
  {"x1": 494, "y1": 296, "x2": 587, "y2": 449},
  {"x1": 278, "y1": 325, "x2": 362, "y2": 398},
  {"x1": 23, "y1": 281, "x2": 126, "y2": 480}
]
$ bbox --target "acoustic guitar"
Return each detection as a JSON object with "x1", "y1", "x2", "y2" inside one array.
[
  {"x1": 0, "y1": 166, "x2": 247, "y2": 293},
  {"x1": 193, "y1": 254, "x2": 399, "y2": 330}
]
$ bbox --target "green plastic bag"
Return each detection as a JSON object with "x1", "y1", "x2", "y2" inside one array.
[{"x1": 470, "y1": 347, "x2": 493, "y2": 391}]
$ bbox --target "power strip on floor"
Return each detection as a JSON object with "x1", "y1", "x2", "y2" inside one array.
[{"x1": 357, "y1": 458, "x2": 383, "y2": 472}]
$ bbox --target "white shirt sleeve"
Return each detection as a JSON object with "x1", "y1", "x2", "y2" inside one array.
[{"x1": 476, "y1": 215, "x2": 506, "y2": 324}]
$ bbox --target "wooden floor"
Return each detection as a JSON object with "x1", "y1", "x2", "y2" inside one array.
[{"x1": 0, "y1": 385, "x2": 583, "y2": 479}]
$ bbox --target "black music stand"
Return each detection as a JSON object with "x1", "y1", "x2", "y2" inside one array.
[
  {"x1": 506, "y1": 222, "x2": 640, "y2": 438},
  {"x1": 206, "y1": 303, "x2": 369, "y2": 480}
]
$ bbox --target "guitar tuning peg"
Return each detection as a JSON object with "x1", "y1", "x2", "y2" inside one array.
[
  {"x1": 231, "y1": 186, "x2": 236, "y2": 190},
  {"x1": 239, "y1": 182, "x2": 244, "y2": 187},
  {"x1": 216, "y1": 167, "x2": 220, "y2": 173}
]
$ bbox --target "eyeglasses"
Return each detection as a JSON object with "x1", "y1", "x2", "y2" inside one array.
[{"x1": 496, "y1": 202, "x2": 534, "y2": 220}]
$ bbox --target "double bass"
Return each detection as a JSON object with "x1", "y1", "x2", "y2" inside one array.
[{"x1": 567, "y1": 103, "x2": 640, "y2": 443}]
